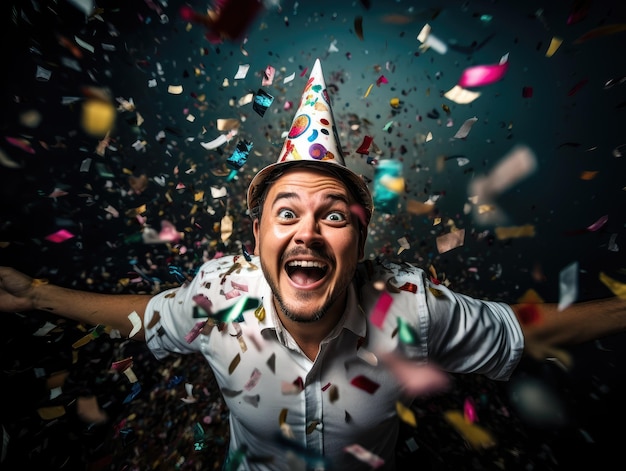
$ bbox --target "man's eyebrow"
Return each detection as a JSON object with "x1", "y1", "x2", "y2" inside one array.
[
  {"x1": 272, "y1": 191, "x2": 351, "y2": 205},
  {"x1": 272, "y1": 191, "x2": 299, "y2": 204}
]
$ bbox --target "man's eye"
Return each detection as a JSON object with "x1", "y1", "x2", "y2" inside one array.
[
  {"x1": 326, "y1": 211, "x2": 346, "y2": 222},
  {"x1": 277, "y1": 209, "x2": 296, "y2": 219}
]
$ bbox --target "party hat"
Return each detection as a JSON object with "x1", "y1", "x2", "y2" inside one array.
[{"x1": 247, "y1": 58, "x2": 373, "y2": 223}]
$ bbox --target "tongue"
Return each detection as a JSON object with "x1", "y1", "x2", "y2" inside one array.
[{"x1": 290, "y1": 267, "x2": 324, "y2": 285}]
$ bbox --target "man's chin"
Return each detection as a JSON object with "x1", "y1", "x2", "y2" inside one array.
[{"x1": 278, "y1": 301, "x2": 326, "y2": 324}]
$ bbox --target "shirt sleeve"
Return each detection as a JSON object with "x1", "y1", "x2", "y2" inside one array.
[{"x1": 423, "y1": 281, "x2": 525, "y2": 381}]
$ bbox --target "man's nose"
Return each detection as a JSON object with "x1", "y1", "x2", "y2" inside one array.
[{"x1": 294, "y1": 215, "x2": 323, "y2": 246}]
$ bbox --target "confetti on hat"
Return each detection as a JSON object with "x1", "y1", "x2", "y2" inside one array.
[{"x1": 247, "y1": 58, "x2": 373, "y2": 223}]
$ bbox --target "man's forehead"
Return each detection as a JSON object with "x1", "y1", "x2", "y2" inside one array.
[{"x1": 271, "y1": 167, "x2": 348, "y2": 190}]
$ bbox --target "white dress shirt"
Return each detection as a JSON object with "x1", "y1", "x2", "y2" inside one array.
[{"x1": 144, "y1": 255, "x2": 524, "y2": 470}]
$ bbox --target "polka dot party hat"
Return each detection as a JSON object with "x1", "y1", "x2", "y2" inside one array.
[{"x1": 247, "y1": 58, "x2": 373, "y2": 224}]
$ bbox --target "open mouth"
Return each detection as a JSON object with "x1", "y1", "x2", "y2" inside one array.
[{"x1": 285, "y1": 260, "x2": 329, "y2": 285}]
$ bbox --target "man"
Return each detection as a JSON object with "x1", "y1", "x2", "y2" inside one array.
[{"x1": 0, "y1": 59, "x2": 624, "y2": 470}]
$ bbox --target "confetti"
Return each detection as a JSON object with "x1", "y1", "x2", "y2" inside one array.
[
  {"x1": 369, "y1": 291, "x2": 393, "y2": 328},
  {"x1": 261, "y1": 65, "x2": 275, "y2": 86},
  {"x1": 344, "y1": 443, "x2": 384, "y2": 468},
  {"x1": 350, "y1": 375, "x2": 380, "y2": 394},
  {"x1": 458, "y1": 53, "x2": 509, "y2": 88},
  {"x1": 444, "y1": 410, "x2": 496, "y2": 449},
  {"x1": 234, "y1": 64, "x2": 250, "y2": 79},
  {"x1": 558, "y1": 261, "x2": 578, "y2": 311},
  {"x1": 453, "y1": 116, "x2": 478, "y2": 139},
  {"x1": 436, "y1": 229, "x2": 465, "y2": 254}
]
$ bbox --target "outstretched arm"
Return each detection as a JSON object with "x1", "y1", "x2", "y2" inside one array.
[
  {"x1": 0, "y1": 266, "x2": 152, "y2": 340},
  {"x1": 511, "y1": 297, "x2": 626, "y2": 359}
]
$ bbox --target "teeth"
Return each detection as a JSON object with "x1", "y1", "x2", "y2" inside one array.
[{"x1": 287, "y1": 260, "x2": 327, "y2": 269}]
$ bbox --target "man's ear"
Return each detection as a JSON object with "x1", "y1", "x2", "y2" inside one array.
[
  {"x1": 357, "y1": 229, "x2": 366, "y2": 261},
  {"x1": 252, "y1": 218, "x2": 260, "y2": 256}
]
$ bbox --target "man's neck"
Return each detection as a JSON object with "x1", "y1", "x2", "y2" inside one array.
[{"x1": 275, "y1": 297, "x2": 346, "y2": 361}]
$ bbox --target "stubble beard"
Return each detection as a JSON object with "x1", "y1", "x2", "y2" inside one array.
[{"x1": 260, "y1": 260, "x2": 355, "y2": 324}]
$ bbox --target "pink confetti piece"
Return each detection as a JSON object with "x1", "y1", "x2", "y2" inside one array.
[
  {"x1": 379, "y1": 352, "x2": 450, "y2": 396},
  {"x1": 230, "y1": 281, "x2": 249, "y2": 292},
  {"x1": 110, "y1": 357, "x2": 133, "y2": 372},
  {"x1": 587, "y1": 215, "x2": 608, "y2": 232},
  {"x1": 192, "y1": 293, "x2": 213, "y2": 313},
  {"x1": 281, "y1": 380, "x2": 304, "y2": 395},
  {"x1": 185, "y1": 320, "x2": 208, "y2": 343},
  {"x1": 243, "y1": 368, "x2": 262, "y2": 391},
  {"x1": 6, "y1": 136, "x2": 36, "y2": 154},
  {"x1": 369, "y1": 291, "x2": 393, "y2": 328},
  {"x1": 464, "y1": 397, "x2": 478, "y2": 423},
  {"x1": 457, "y1": 54, "x2": 509, "y2": 88},
  {"x1": 159, "y1": 220, "x2": 182, "y2": 242},
  {"x1": 45, "y1": 229, "x2": 75, "y2": 243},
  {"x1": 261, "y1": 65, "x2": 275, "y2": 86},
  {"x1": 376, "y1": 75, "x2": 388, "y2": 86},
  {"x1": 344, "y1": 444, "x2": 385, "y2": 468},
  {"x1": 224, "y1": 289, "x2": 241, "y2": 299}
]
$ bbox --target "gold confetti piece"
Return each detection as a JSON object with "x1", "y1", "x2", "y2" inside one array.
[
  {"x1": 545, "y1": 36, "x2": 563, "y2": 57},
  {"x1": 81, "y1": 99, "x2": 115, "y2": 137},
  {"x1": 428, "y1": 286, "x2": 444, "y2": 297},
  {"x1": 494, "y1": 224, "x2": 535, "y2": 240},
  {"x1": 396, "y1": 401, "x2": 417, "y2": 427},
  {"x1": 306, "y1": 420, "x2": 320, "y2": 434},
  {"x1": 280, "y1": 422, "x2": 295, "y2": 439},
  {"x1": 217, "y1": 118, "x2": 240, "y2": 131},
  {"x1": 76, "y1": 395, "x2": 108, "y2": 424},
  {"x1": 46, "y1": 370, "x2": 69, "y2": 390},
  {"x1": 444, "y1": 410, "x2": 496, "y2": 449},
  {"x1": 328, "y1": 385, "x2": 339, "y2": 403},
  {"x1": 146, "y1": 311, "x2": 161, "y2": 330},
  {"x1": 517, "y1": 288, "x2": 545, "y2": 304},
  {"x1": 580, "y1": 170, "x2": 599, "y2": 180},
  {"x1": 31, "y1": 278, "x2": 49, "y2": 287},
  {"x1": 228, "y1": 353, "x2": 241, "y2": 375},
  {"x1": 278, "y1": 408, "x2": 288, "y2": 425},
  {"x1": 254, "y1": 305, "x2": 265, "y2": 322},
  {"x1": 37, "y1": 405, "x2": 66, "y2": 420},
  {"x1": 599, "y1": 272, "x2": 626, "y2": 298},
  {"x1": 364, "y1": 83, "x2": 374, "y2": 98},
  {"x1": 72, "y1": 333, "x2": 94, "y2": 349},
  {"x1": 477, "y1": 204, "x2": 496, "y2": 214},
  {"x1": 221, "y1": 214, "x2": 233, "y2": 242},
  {"x1": 406, "y1": 200, "x2": 435, "y2": 216}
]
